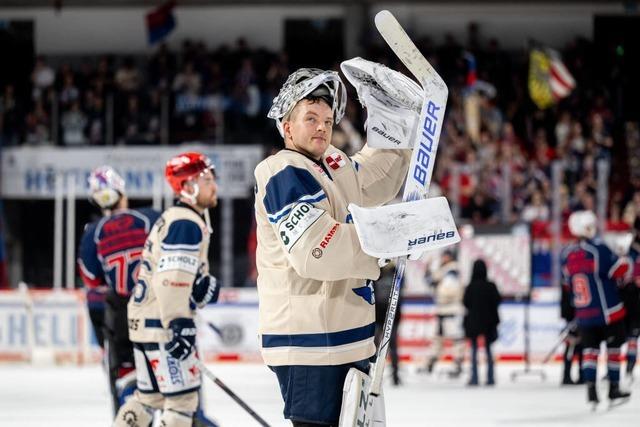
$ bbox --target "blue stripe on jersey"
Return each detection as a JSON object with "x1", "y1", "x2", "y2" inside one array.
[
  {"x1": 160, "y1": 243, "x2": 200, "y2": 252},
  {"x1": 162, "y1": 219, "x2": 202, "y2": 247},
  {"x1": 263, "y1": 166, "x2": 327, "y2": 223},
  {"x1": 145, "y1": 319, "x2": 162, "y2": 328},
  {"x1": 261, "y1": 322, "x2": 375, "y2": 348},
  {"x1": 267, "y1": 191, "x2": 327, "y2": 224}
]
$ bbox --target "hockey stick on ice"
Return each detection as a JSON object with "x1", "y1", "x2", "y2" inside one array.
[
  {"x1": 194, "y1": 359, "x2": 271, "y2": 427},
  {"x1": 368, "y1": 9, "x2": 448, "y2": 396},
  {"x1": 541, "y1": 320, "x2": 577, "y2": 365}
]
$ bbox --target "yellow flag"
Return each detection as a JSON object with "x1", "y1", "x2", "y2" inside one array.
[{"x1": 528, "y1": 49, "x2": 554, "y2": 109}]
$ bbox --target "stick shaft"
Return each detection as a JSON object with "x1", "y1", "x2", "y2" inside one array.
[{"x1": 195, "y1": 359, "x2": 271, "y2": 427}]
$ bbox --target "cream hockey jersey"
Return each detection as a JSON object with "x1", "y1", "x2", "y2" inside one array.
[
  {"x1": 254, "y1": 145, "x2": 410, "y2": 366},
  {"x1": 128, "y1": 203, "x2": 210, "y2": 343}
]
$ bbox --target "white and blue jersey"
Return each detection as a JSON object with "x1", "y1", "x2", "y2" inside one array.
[
  {"x1": 127, "y1": 203, "x2": 212, "y2": 344},
  {"x1": 254, "y1": 145, "x2": 410, "y2": 366}
]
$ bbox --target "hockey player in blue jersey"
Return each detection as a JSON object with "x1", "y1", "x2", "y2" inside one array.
[
  {"x1": 622, "y1": 216, "x2": 640, "y2": 382},
  {"x1": 78, "y1": 166, "x2": 160, "y2": 416},
  {"x1": 560, "y1": 210, "x2": 631, "y2": 406}
]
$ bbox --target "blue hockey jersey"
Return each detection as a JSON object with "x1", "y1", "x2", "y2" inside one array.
[
  {"x1": 630, "y1": 243, "x2": 640, "y2": 288},
  {"x1": 560, "y1": 237, "x2": 628, "y2": 327},
  {"x1": 78, "y1": 208, "x2": 160, "y2": 296}
]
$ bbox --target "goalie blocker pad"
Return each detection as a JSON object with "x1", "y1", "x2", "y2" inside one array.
[
  {"x1": 348, "y1": 197, "x2": 460, "y2": 259},
  {"x1": 339, "y1": 366, "x2": 386, "y2": 427}
]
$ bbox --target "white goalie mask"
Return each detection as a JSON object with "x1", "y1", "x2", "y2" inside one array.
[
  {"x1": 88, "y1": 165, "x2": 125, "y2": 210},
  {"x1": 568, "y1": 210, "x2": 597, "y2": 239},
  {"x1": 268, "y1": 68, "x2": 347, "y2": 137},
  {"x1": 341, "y1": 57, "x2": 424, "y2": 149}
]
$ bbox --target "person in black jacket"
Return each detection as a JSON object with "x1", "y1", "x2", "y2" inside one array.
[{"x1": 463, "y1": 259, "x2": 501, "y2": 386}]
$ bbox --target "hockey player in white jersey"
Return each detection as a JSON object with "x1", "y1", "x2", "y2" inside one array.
[
  {"x1": 113, "y1": 152, "x2": 220, "y2": 427},
  {"x1": 423, "y1": 249, "x2": 465, "y2": 377},
  {"x1": 254, "y1": 67, "x2": 412, "y2": 426}
]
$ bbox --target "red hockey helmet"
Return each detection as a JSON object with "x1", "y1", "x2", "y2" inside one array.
[{"x1": 165, "y1": 152, "x2": 215, "y2": 195}]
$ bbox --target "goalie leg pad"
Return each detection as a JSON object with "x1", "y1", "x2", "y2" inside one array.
[
  {"x1": 164, "y1": 390, "x2": 199, "y2": 414},
  {"x1": 158, "y1": 408, "x2": 193, "y2": 427},
  {"x1": 112, "y1": 398, "x2": 154, "y2": 427},
  {"x1": 339, "y1": 367, "x2": 386, "y2": 427}
]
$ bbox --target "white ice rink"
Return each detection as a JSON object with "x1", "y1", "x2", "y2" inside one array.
[{"x1": 0, "y1": 362, "x2": 638, "y2": 427}]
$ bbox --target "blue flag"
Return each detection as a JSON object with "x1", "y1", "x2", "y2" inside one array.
[{"x1": 146, "y1": 0, "x2": 176, "y2": 45}]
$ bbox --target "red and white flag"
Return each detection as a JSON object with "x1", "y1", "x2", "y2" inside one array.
[{"x1": 548, "y1": 49, "x2": 575, "y2": 100}]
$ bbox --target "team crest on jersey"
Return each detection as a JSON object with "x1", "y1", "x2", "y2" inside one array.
[
  {"x1": 352, "y1": 280, "x2": 375, "y2": 305},
  {"x1": 326, "y1": 153, "x2": 347, "y2": 170}
]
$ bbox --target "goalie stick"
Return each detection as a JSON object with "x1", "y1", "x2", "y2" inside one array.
[
  {"x1": 347, "y1": 10, "x2": 449, "y2": 425},
  {"x1": 370, "y1": 7, "x2": 448, "y2": 395}
]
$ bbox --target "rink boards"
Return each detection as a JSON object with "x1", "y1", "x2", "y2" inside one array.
[{"x1": 0, "y1": 288, "x2": 565, "y2": 364}]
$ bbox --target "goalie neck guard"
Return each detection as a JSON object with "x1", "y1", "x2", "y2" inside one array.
[{"x1": 267, "y1": 68, "x2": 346, "y2": 137}]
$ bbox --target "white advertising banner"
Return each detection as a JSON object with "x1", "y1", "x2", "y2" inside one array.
[
  {"x1": 0, "y1": 288, "x2": 566, "y2": 364},
  {"x1": 1, "y1": 144, "x2": 263, "y2": 199}
]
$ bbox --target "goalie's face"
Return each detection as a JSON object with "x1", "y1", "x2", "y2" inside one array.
[{"x1": 283, "y1": 99, "x2": 334, "y2": 160}]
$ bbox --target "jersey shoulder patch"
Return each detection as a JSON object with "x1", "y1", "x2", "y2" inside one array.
[
  {"x1": 263, "y1": 166, "x2": 326, "y2": 224},
  {"x1": 162, "y1": 219, "x2": 203, "y2": 252}
]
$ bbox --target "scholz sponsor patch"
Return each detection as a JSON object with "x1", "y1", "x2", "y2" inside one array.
[
  {"x1": 278, "y1": 202, "x2": 325, "y2": 252},
  {"x1": 157, "y1": 254, "x2": 199, "y2": 274}
]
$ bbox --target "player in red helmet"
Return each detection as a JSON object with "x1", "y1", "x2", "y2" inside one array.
[
  {"x1": 114, "y1": 151, "x2": 220, "y2": 427},
  {"x1": 165, "y1": 152, "x2": 218, "y2": 208}
]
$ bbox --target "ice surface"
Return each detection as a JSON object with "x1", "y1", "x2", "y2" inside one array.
[{"x1": 0, "y1": 362, "x2": 638, "y2": 426}]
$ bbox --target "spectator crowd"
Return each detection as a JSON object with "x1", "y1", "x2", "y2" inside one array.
[{"x1": 1, "y1": 29, "x2": 639, "y2": 226}]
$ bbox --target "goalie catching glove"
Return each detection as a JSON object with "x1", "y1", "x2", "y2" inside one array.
[
  {"x1": 165, "y1": 318, "x2": 197, "y2": 360},
  {"x1": 190, "y1": 273, "x2": 219, "y2": 309},
  {"x1": 340, "y1": 57, "x2": 424, "y2": 149}
]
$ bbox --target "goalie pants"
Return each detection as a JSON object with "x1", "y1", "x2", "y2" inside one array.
[{"x1": 270, "y1": 359, "x2": 369, "y2": 426}]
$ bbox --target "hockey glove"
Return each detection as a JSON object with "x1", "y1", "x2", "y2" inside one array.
[
  {"x1": 165, "y1": 318, "x2": 196, "y2": 361},
  {"x1": 190, "y1": 274, "x2": 220, "y2": 309}
]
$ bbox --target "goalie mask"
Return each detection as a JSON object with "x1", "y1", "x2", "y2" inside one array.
[
  {"x1": 568, "y1": 210, "x2": 597, "y2": 239},
  {"x1": 341, "y1": 57, "x2": 424, "y2": 149},
  {"x1": 268, "y1": 68, "x2": 347, "y2": 137},
  {"x1": 88, "y1": 166, "x2": 125, "y2": 210}
]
